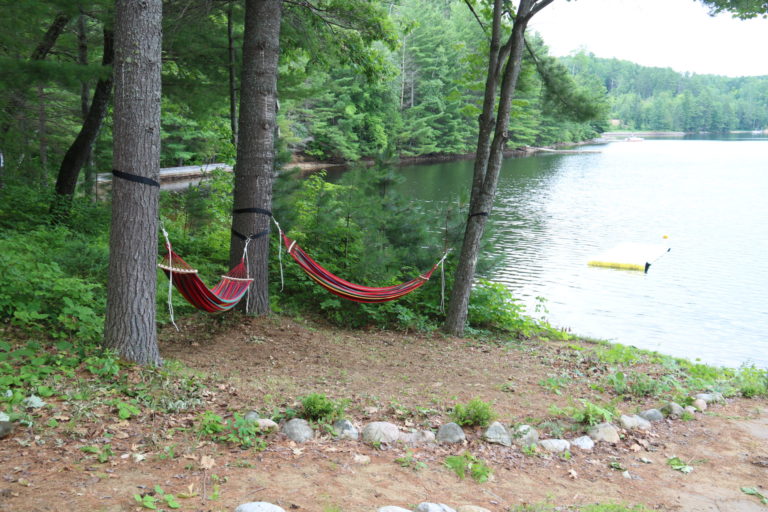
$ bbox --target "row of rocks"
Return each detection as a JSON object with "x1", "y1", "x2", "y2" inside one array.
[
  {"x1": 250, "y1": 392, "x2": 723, "y2": 453},
  {"x1": 233, "y1": 393, "x2": 725, "y2": 512}
]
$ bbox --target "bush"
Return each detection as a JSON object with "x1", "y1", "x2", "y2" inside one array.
[
  {"x1": 299, "y1": 393, "x2": 348, "y2": 423},
  {"x1": 449, "y1": 398, "x2": 496, "y2": 427}
]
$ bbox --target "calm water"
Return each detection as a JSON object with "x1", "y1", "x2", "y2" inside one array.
[{"x1": 389, "y1": 136, "x2": 768, "y2": 369}]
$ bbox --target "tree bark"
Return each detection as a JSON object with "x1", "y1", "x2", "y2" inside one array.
[
  {"x1": 227, "y1": 1, "x2": 239, "y2": 148},
  {"x1": 230, "y1": 0, "x2": 282, "y2": 316},
  {"x1": 444, "y1": 0, "x2": 554, "y2": 336},
  {"x1": 104, "y1": 0, "x2": 163, "y2": 366},
  {"x1": 51, "y1": 28, "x2": 114, "y2": 220}
]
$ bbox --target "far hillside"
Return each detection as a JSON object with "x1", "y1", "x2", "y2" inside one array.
[{"x1": 560, "y1": 52, "x2": 768, "y2": 133}]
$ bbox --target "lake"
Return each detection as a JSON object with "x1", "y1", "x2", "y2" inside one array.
[{"x1": 388, "y1": 135, "x2": 768, "y2": 369}]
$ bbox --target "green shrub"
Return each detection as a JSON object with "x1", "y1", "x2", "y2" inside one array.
[
  {"x1": 299, "y1": 393, "x2": 348, "y2": 423},
  {"x1": 450, "y1": 398, "x2": 496, "y2": 427},
  {"x1": 444, "y1": 451, "x2": 492, "y2": 483}
]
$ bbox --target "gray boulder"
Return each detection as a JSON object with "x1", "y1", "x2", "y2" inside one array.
[
  {"x1": 416, "y1": 503, "x2": 457, "y2": 512},
  {"x1": 691, "y1": 398, "x2": 707, "y2": 411},
  {"x1": 539, "y1": 439, "x2": 570, "y2": 453},
  {"x1": 588, "y1": 422, "x2": 620, "y2": 444},
  {"x1": 0, "y1": 421, "x2": 13, "y2": 440},
  {"x1": 362, "y1": 422, "x2": 401, "y2": 445},
  {"x1": 513, "y1": 424, "x2": 539, "y2": 447},
  {"x1": 639, "y1": 409, "x2": 664, "y2": 422},
  {"x1": 282, "y1": 418, "x2": 314, "y2": 443},
  {"x1": 661, "y1": 402, "x2": 685, "y2": 419},
  {"x1": 332, "y1": 419, "x2": 359, "y2": 441},
  {"x1": 399, "y1": 430, "x2": 436, "y2": 445},
  {"x1": 570, "y1": 435, "x2": 595, "y2": 451},
  {"x1": 619, "y1": 414, "x2": 652, "y2": 431},
  {"x1": 483, "y1": 422, "x2": 512, "y2": 447},
  {"x1": 235, "y1": 502, "x2": 286, "y2": 512},
  {"x1": 436, "y1": 423, "x2": 466, "y2": 444},
  {"x1": 694, "y1": 392, "x2": 724, "y2": 404}
]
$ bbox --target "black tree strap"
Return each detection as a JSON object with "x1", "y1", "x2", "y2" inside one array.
[
  {"x1": 233, "y1": 207, "x2": 272, "y2": 216},
  {"x1": 231, "y1": 227, "x2": 271, "y2": 241},
  {"x1": 468, "y1": 211, "x2": 489, "y2": 218},
  {"x1": 112, "y1": 169, "x2": 160, "y2": 188}
]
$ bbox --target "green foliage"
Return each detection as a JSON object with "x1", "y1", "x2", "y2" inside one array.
[
  {"x1": 134, "y1": 485, "x2": 181, "y2": 510},
  {"x1": 299, "y1": 393, "x2": 348, "y2": 423},
  {"x1": 395, "y1": 449, "x2": 428, "y2": 471},
  {"x1": 733, "y1": 364, "x2": 768, "y2": 398},
  {"x1": 666, "y1": 456, "x2": 694, "y2": 474},
  {"x1": 80, "y1": 444, "x2": 113, "y2": 463},
  {"x1": 197, "y1": 411, "x2": 266, "y2": 450},
  {"x1": 449, "y1": 398, "x2": 496, "y2": 427},
  {"x1": 443, "y1": 451, "x2": 492, "y2": 483},
  {"x1": 550, "y1": 399, "x2": 616, "y2": 426},
  {"x1": 741, "y1": 487, "x2": 768, "y2": 505}
]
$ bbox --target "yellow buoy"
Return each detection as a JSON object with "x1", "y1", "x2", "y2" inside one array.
[{"x1": 588, "y1": 242, "x2": 671, "y2": 273}]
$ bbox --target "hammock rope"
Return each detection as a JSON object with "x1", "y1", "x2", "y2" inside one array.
[{"x1": 274, "y1": 220, "x2": 449, "y2": 304}]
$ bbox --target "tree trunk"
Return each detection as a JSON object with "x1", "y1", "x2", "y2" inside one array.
[
  {"x1": 104, "y1": 0, "x2": 163, "y2": 366},
  {"x1": 444, "y1": 0, "x2": 554, "y2": 336},
  {"x1": 51, "y1": 29, "x2": 114, "y2": 220},
  {"x1": 227, "y1": 2, "x2": 239, "y2": 148},
  {"x1": 229, "y1": 0, "x2": 282, "y2": 316}
]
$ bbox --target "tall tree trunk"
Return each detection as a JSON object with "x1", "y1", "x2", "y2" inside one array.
[
  {"x1": 51, "y1": 28, "x2": 114, "y2": 220},
  {"x1": 77, "y1": 12, "x2": 97, "y2": 198},
  {"x1": 444, "y1": 0, "x2": 554, "y2": 336},
  {"x1": 229, "y1": 0, "x2": 282, "y2": 316},
  {"x1": 37, "y1": 85, "x2": 48, "y2": 188},
  {"x1": 104, "y1": 0, "x2": 163, "y2": 366},
  {"x1": 227, "y1": 1, "x2": 239, "y2": 148}
]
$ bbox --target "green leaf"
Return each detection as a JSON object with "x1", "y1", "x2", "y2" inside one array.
[
  {"x1": 741, "y1": 487, "x2": 768, "y2": 504},
  {"x1": 667, "y1": 456, "x2": 693, "y2": 474}
]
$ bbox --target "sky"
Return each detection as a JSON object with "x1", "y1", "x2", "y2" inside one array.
[{"x1": 528, "y1": 0, "x2": 768, "y2": 77}]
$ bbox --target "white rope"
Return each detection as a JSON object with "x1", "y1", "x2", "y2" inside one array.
[
  {"x1": 437, "y1": 249, "x2": 451, "y2": 314},
  {"x1": 243, "y1": 236, "x2": 252, "y2": 313},
  {"x1": 271, "y1": 217, "x2": 284, "y2": 291},
  {"x1": 160, "y1": 224, "x2": 179, "y2": 331}
]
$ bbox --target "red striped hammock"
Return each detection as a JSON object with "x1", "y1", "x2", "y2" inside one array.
[
  {"x1": 281, "y1": 233, "x2": 444, "y2": 303},
  {"x1": 158, "y1": 248, "x2": 252, "y2": 313}
]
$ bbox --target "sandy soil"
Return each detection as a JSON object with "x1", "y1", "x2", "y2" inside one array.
[{"x1": 1, "y1": 315, "x2": 766, "y2": 512}]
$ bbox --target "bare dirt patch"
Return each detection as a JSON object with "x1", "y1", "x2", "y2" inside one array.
[{"x1": 1, "y1": 315, "x2": 766, "y2": 512}]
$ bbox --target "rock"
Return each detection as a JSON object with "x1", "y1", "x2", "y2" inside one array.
[
  {"x1": 362, "y1": 422, "x2": 400, "y2": 445},
  {"x1": 255, "y1": 419, "x2": 278, "y2": 433},
  {"x1": 377, "y1": 507, "x2": 411, "y2": 512},
  {"x1": 570, "y1": 435, "x2": 595, "y2": 451},
  {"x1": 483, "y1": 422, "x2": 512, "y2": 447},
  {"x1": 415, "y1": 503, "x2": 457, "y2": 512},
  {"x1": 619, "y1": 414, "x2": 652, "y2": 431},
  {"x1": 661, "y1": 402, "x2": 685, "y2": 419},
  {"x1": 684, "y1": 405, "x2": 697, "y2": 415},
  {"x1": 588, "y1": 422, "x2": 620, "y2": 444},
  {"x1": 235, "y1": 502, "x2": 286, "y2": 512},
  {"x1": 539, "y1": 439, "x2": 570, "y2": 453},
  {"x1": 456, "y1": 506, "x2": 492, "y2": 512},
  {"x1": 0, "y1": 422, "x2": 13, "y2": 440},
  {"x1": 332, "y1": 419, "x2": 359, "y2": 441},
  {"x1": 694, "y1": 392, "x2": 724, "y2": 404},
  {"x1": 22, "y1": 395, "x2": 45, "y2": 409},
  {"x1": 0, "y1": 412, "x2": 9, "y2": 422},
  {"x1": 639, "y1": 408, "x2": 664, "y2": 422},
  {"x1": 513, "y1": 424, "x2": 539, "y2": 447},
  {"x1": 399, "y1": 430, "x2": 436, "y2": 445},
  {"x1": 436, "y1": 423, "x2": 465, "y2": 444},
  {"x1": 691, "y1": 398, "x2": 707, "y2": 411},
  {"x1": 282, "y1": 418, "x2": 314, "y2": 443},
  {"x1": 244, "y1": 410, "x2": 260, "y2": 423}
]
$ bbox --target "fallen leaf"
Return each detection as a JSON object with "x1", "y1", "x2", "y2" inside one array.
[
  {"x1": 199, "y1": 455, "x2": 215, "y2": 470},
  {"x1": 17, "y1": 478, "x2": 31, "y2": 487}
]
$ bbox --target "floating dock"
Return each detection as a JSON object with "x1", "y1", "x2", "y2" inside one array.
[{"x1": 588, "y1": 242, "x2": 671, "y2": 273}]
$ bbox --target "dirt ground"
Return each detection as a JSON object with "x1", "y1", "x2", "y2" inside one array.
[{"x1": 1, "y1": 315, "x2": 767, "y2": 512}]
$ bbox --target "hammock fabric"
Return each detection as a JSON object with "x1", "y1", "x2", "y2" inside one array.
[
  {"x1": 158, "y1": 248, "x2": 252, "y2": 313},
  {"x1": 281, "y1": 233, "x2": 440, "y2": 303}
]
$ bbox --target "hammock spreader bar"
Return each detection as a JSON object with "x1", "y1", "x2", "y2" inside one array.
[
  {"x1": 281, "y1": 233, "x2": 442, "y2": 303},
  {"x1": 158, "y1": 247, "x2": 253, "y2": 313}
]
